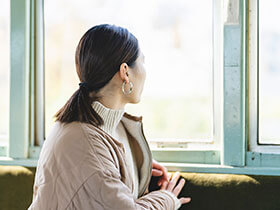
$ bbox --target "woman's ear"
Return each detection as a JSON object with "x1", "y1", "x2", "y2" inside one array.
[{"x1": 119, "y1": 63, "x2": 130, "y2": 84}]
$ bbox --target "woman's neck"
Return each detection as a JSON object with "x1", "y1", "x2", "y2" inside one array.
[
  {"x1": 92, "y1": 82, "x2": 128, "y2": 110},
  {"x1": 96, "y1": 98, "x2": 126, "y2": 110}
]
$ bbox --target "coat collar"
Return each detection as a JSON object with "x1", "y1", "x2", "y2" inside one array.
[
  {"x1": 120, "y1": 112, "x2": 152, "y2": 197},
  {"x1": 122, "y1": 112, "x2": 143, "y2": 122}
]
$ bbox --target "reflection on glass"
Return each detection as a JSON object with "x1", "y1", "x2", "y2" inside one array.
[
  {"x1": 259, "y1": 1, "x2": 280, "y2": 144},
  {"x1": 45, "y1": 0, "x2": 213, "y2": 142},
  {"x1": 0, "y1": 1, "x2": 10, "y2": 145}
]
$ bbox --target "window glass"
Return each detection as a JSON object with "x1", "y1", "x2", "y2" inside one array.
[
  {"x1": 0, "y1": 1, "x2": 10, "y2": 145},
  {"x1": 45, "y1": 0, "x2": 213, "y2": 143},
  {"x1": 259, "y1": 1, "x2": 280, "y2": 144}
]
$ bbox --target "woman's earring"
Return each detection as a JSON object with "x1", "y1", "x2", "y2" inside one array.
[{"x1": 122, "y1": 81, "x2": 133, "y2": 95}]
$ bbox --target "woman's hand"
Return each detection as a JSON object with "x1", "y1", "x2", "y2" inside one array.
[
  {"x1": 161, "y1": 171, "x2": 191, "y2": 205},
  {"x1": 152, "y1": 159, "x2": 169, "y2": 187}
]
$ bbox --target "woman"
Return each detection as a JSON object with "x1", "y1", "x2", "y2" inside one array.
[{"x1": 29, "y1": 24, "x2": 191, "y2": 210}]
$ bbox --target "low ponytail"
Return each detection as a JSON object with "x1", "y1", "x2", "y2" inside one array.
[
  {"x1": 54, "y1": 24, "x2": 139, "y2": 127},
  {"x1": 54, "y1": 83, "x2": 104, "y2": 126}
]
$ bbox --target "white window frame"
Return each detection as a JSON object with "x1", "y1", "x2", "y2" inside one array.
[
  {"x1": 248, "y1": 0, "x2": 280, "y2": 154},
  {"x1": 151, "y1": 0, "x2": 222, "y2": 164}
]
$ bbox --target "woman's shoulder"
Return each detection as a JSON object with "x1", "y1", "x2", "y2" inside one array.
[
  {"x1": 51, "y1": 121, "x2": 121, "y2": 165},
  {"x1": 50, "y1": 121, "x2": 106, "y2": 154},
  {"x1": 39, "y1": 121, "x2": 104, "y2": 168},
  {"x1": 48, "y1": 121, "x2": 104, "y2": 145}
]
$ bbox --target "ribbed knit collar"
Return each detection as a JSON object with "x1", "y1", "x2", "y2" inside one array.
[{"x1": 91, "y1": 101, "x2": 125, "y2": 135}]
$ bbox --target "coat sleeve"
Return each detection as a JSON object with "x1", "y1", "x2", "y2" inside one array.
[{"x1": 67, "y1": 169, "x2": 181, "y2": 210}]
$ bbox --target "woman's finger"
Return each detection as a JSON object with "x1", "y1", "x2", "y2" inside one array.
[
  {"x1": 158, "y1": 170, "x2": 169, "y2": 186},
  {"x1": 152, "y1": 159, "x2": 162, "y2": 170},
  {"x1": 161, "y1": 166, "x2": 169, "y2": 183},
  {"x1": 166, "y1": 171, "x2": 180, "y2": 191},
  {"x1": 158, "y1": 177, "x2": 167, "y2": 186},
  {"x1": 167, "y1": 172, "x2": 172, "y2": 181},
  {"x1": 179, "y1": 197, "x2": 191, "y2": 204},
  {"x1": 152, "y1": 169, "x2": 163, "y2": 177},
  {"x1": 159, "y1": 173, "x2": 172, "y2": 187},
  {"x1": 152, "y1": 160, "x2": 169, "y2": 184},
  {"x1": 160, "y1": 179, "x2": 168, "y2": 190},
  {"x1": 172, "y1": 178, "x2": 186, "y2": 196}
]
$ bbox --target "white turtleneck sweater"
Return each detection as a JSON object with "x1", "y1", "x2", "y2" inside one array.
[{"x1": 91, "y1": 101, "x2": 139, "y2": 199}]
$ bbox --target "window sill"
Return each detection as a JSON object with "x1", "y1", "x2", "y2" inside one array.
[
  {"x1": 151, "y1": 149, "x2": 220, "y2": 164},
  {"x1": 161, "y1": 162, "x2": 280, "y2": 176},
  {"x1": 1, "y1": 157, "x2": 279, "y2": 176},
  {"x1": 0, "y1": 157, "x2": 38, "y2": 167}
]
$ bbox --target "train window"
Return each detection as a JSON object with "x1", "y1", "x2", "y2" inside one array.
[
  {"x1": 2, "y1": 0, "x2": 279, "y2": 173},
  {"x1": 44, "y1": 0, "x2": 214, "y2": 147},
  {"x1": 259, "y1": 1, "x2": 280, "y2": 145},
  {"x1": 0, "y1": 1, "x2": 10, "y2": 146}
]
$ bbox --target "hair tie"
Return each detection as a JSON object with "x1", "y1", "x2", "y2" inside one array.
[{"x1": 79, "y1": 82, "x2": 92, "y2": 91}]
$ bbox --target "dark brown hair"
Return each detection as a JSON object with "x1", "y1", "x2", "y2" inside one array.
[{"x1": 54, "y1": 24, "x2": 139, "y2": 126}]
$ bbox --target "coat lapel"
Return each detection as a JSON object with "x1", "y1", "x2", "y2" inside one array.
[{"x1": 121, "y1": 112, "x2": 153, "y2": 197}]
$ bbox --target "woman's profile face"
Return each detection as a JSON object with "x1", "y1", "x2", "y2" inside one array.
[{"x1": 128, "y1": 49, "x2": 146, "y2": 104}]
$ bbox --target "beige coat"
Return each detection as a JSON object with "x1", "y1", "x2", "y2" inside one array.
[{"x1": 28, "y1": 112, "x2": 178, "y2": 209}]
